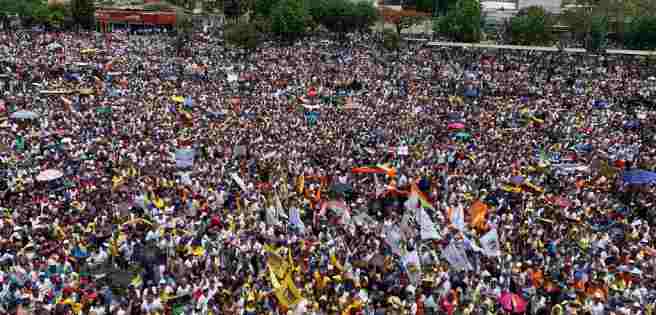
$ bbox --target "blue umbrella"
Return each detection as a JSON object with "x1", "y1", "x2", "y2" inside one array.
[
  {"x1": 510, "y1": 175, "x2": 525, "y2": 185},
  {"x1": 448, "y1": 113, "x2": 462, "y2": 121},
  {"x1": 623, "y1": 169, "x2": 656, "y2": 185},
  {"x1": 418, "y1": 178, "x2": 431, "y2": 191},
  {"x1": 464, "y1": 88, "x2": 479, "y2": 98},
  {"x1": 207, "y1": 111, "x2": 225, "y2": 119},
  {"x1": 624, "y1": 121, "x2": 640, "y2": 129},
  {"x1": 574, "y1": 143, "x2": 593, "y2": 152},
  {"x1": 454, "y1": 132, "x2": 471, "y2": 140},
  {"x1": 71, "y1": 246, "x2": 89, "y2": 259},
  {"x1": 592, "y1": 100, "x2": 609, "y2": 109},
  {"x1": 10, "y1": 110, "x2": 39, "y2": 120}
]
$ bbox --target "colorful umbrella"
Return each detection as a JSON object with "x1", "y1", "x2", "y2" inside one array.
[
  {"x1": 548, "y1": 196, "x2": 573, "y2": 208},
  {"x1": 308, "y1": 87, "x2": 318, "y2": 98},
  {"x1": 10, "y1": 110, "x2": 39, "y2": 120},
  {"x1": 36, "y1": 169, "x2": 64, "y2": 182},
  {"x1": 510, "y1": 175, "x2": 525, "y2": 185},
  {"x1": 122, "y1": 218, "x2": 153, "y2": 226},
  {"x1": 448, "y1": 122, "x2": 465, "y2": 130},
  {"x1": 454, "y1": 132, "x2": 471, "y2": 140},
  {"x1": 623, "y1": 169, "x2": 656, "y2": 185},
  {"x1": 498, "y1": 292, "x2": 527, "y2": 313}
]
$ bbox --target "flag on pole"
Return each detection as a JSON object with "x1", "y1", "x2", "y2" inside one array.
[
  {"x1": 449, "y1": 204, "x2": 465, "y2": 231},
  {"x1": 442, "y1": 241, "x2": 473, "y2": 271},
  {"x1": 479, "y1": 229, "x2": 501, "y2": 257},
  {"x1": 470, "y1": 200, "x2": 489, "y2": 230},
  {"x1": 289, "y1": 207, "x2": 305, "y2": 233}
]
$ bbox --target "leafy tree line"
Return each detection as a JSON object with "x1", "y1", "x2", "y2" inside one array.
[
  {"x1": 225, "y1": 0, "x2": 378, "y2": 48},
  {"x1": 504, "y1": 0, "x2": 656, "y2": 50},
  {"x1": 0, "y1": 0, "x2": 95, "y2": 30}
]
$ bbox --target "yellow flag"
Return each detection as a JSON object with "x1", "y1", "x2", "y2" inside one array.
[
  {"x1": 72, "y1": 303, "x2": 83, "y2": 314},
  {"x1": 109, "y1": 236, "x2": 119, "y2": 257},
  {"x1": 283, "y1": 273, "x2": 303, "y2": 301},
  {"x1": 191, "y1": 246, "x2": 206, "y2": 257},
  {"x1": 269, "y1": 265, "x2": 281, "y2": 289},
  {"x1": 267, "y1": 253, "x2": 289, "y2": 280},
  {"x1": 330, "y1": 252, "x2": 344, "y2": 272},
  {"x1": 273, "y1": 273, "x2": 303, "y2": 307},
  {"x1": 297, "y1": 175, "x2": 305, "y2": 194},
  {"x1": 131, "y1": 274, "x2": 143, "y2": 288},
  {"x1": 112, "y1": 175, "x2": 125, "y2": 191},
  {"x1": 264, "y1": 244, "x2": 278, "y2": 255},
  {"x1": 153, "y1": 196, "x2": 165, "y2": 209},
  {"x1": 600, "y1": 161, "x2": 617, "y2": 179},
  {"x1": 229, "y1": 217, "x2": 236, "y2": 232}
]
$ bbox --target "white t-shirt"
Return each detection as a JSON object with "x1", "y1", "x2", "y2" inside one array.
[
  {"x1": 141, "y1": 299, "x2": 163, "y2": 314},
  {"x1": 590, "y1": 302, "x2": 604, "y2": 315}
]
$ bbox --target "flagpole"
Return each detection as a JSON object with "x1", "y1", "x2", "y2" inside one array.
[{"x1": 415, "y1": 182, "x2": 422, "y2": 285}]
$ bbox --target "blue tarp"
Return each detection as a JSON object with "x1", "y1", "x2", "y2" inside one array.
[
  {"x1": 593, "y1": 100, "x2": 609, "y2": 109},
  {"x1": 624, "y1": 121, "x2": 640, "y2": 129},
  {"x1": 623, "y1": 169, "x2": 656, "y2": 185},
  {"x1": 464, "y1": 88, "x2": 479, "y2": 98},
  {"x1": 175, "y1": 149, "x2": 195, "y2": 168}
]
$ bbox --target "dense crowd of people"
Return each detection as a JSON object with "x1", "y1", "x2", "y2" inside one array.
[{"x1": 1, "y1": 28, "x2": 656, "y2": 315}]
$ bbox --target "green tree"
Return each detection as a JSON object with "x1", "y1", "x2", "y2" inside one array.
[
  {"x1": 225, "y1": 23, "x2": 259, "y2": 49},
  {"x1": 270, "y1": 0, "x2": 308, "y2": 40},
  {"x1": 34, "y1": 3, "x2": 69, "y2": 28},
  {"x1": 435, "y1": 0, "x2": 458, "y2": 16},
  {"x1": 416, "y1": 0, "x2": 434, "y2": 13},
  {"x1": 435, "y1": 0, "x2": 481, "y2": 42},
  {"x1": 70, "y1": 0, "x2": 95, "y2": 29},
  {"x1": 143, "y1": 3, "x2": 173, "y2": 11},
  {"x1": 224, "y1": 0, "x2": 241, "y2": 17},
  {"x1": 625, "y1": 15, "x2": 656, "y2": 50},
  {"x1": 308, "y1": 0, "x2": 377, "y2": 36},
  {"x1": 254, "y1": 0, "x2": 280, "y2": 17},
  {"x1": 509, "y1": 6, "x2": 555, "y2": 45},
  {"x1": 560, "y1": 0, "x2": 637, "y2": 43},
  {"x1": 382, "y1": 28, "x2": 400, "y2": 50},
  {"x1": 174, "y1": 10, "x2": 193, "y2": 54},
  {"x1": 589, "y1": 14, "x2": 608, "y2": 52},
  {"x1": 0, "y1": 0, "x2": 53, "y2": 26}
]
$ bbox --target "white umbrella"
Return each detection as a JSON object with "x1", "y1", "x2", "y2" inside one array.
[
  {"x1": 36, "y1": 169, "x2": 63, "y2": 182},
  {"x1": 47, "y1": 42, "x2": 63, "y2": 51}
]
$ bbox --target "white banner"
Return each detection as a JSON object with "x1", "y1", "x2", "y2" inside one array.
[
  {"x1": 442, "y1": 242, "x2": 473, "y2": 271},
  {"x1": 230, "y1": 173, "x2": 247, "y2": 192}
]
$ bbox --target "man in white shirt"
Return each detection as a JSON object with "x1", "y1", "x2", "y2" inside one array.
[{"x1": 141, "y1": 293, "x2": 164, "y2": 315}]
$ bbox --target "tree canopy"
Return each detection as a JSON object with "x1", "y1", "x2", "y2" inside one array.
[
  {"x1": 434, "y1": 0, "x2": 481, "y2": 42},
  {"x1": 225, "y1": 23, "x2": 259, "y2": 50},
  {"x1": 270, "y1": 0, "x2": 309, "y2": 39},
  {"x1": 509, "y1": 6, "x2": 555, "y2": 46},
  {"x1": 308, "y1": 0, "x2": 378, "y2": 35},
  {"x1": 70, "y1": 0, "x2": 95, "y2": 29}
]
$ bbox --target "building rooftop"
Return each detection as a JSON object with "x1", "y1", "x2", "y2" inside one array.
[{"x1": 96, "y1": 0, "x2": 184, "y2": 12}]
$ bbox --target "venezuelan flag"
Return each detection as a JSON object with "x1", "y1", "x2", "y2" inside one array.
[
  {"x1": 351, "y1": 164, "x2": 397, "y2": 178},
  {"x1": 411, "y1": 183, "x2": 434, "y2": 210}
]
